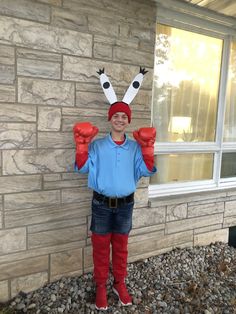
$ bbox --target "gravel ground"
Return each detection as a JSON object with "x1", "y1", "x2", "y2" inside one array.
[{"x1": 1, "y1": 242, "x2": 236, "y2": 314}]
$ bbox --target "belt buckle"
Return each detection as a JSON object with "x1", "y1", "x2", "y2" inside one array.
[{"x1": 109, "y1": 197, "x2": 118, "y2": 208}]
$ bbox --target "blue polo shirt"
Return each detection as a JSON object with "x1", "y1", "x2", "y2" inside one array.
[{"x1": 75, "y1": 134, "x2": 157, "y2": 197}]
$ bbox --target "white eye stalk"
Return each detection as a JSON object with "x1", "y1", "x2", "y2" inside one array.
[
  {"x1": 97, "y1": 68, "x2": 117, "y2": 104},
  {"x1": 97, "y1": 67, "x2": 148, "y2": 105},
  {"x1": 122, "y1": 67, "x2": 148, "y2": 105}
]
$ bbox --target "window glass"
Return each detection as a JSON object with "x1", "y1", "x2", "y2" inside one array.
[
  {"x1": 221, "y1": 153, "x2": 236, "y2": 178},
  {"x1": 150, "y1": 153, "x2": 214, "y2": 184},
  {"x1": 224, "y1": 41, "x2": 236, "y2": 142},
  {"x1": 152, "y1": 24, "x2": 223, "y2": 142}
]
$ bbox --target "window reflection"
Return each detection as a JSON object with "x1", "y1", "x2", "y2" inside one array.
[
  {"x1": 150, "y1": 153, "x2": 213, "y2": 184},
  {"x1": 152, "y1": 24, "x2": 223, "y2": 142},
  {"x1": 221, "y1": 153, "x2": 236, "y2": 178},
  {"x1": 224, "y1": 41, "x2": 236, "y2": 142}
]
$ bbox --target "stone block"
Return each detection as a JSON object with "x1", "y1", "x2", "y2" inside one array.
[
  {"x1": 225, "y1": 200, "x2": 236, "y2": 217},
  {"x1": 223, "y1": 215, "x2": 236, "y2": 228},
  {"x1": 188, "y1": 202, "x2": 224, "y2": 217},
  {"x1": 133, "y1": 206, "x2": 165, "y2": 228},
  {"x1": 150, "y1": 191, "x2": 227, "y2": 207},
  {"x1": 75, "y1": 91, "x2": 107, "y2": 108},
  {"x1": 3, "y1": 149, "x2": 73, "y2": 175},
  {"x1": 0, "y1": 209, "x2": 2, "y2": 229},
  {"x1": 17, "y1": 48, "x2": 61, "y2": 62},
  {"x1": 194, "y1": 228, "x2": 229, "y2": 246},
  {"x1": 137, "y1": 177, "x2": 149, "y2": 188},
  {"x1": 130, "y1": 26, "x2": 153, "y2": 41},
  {"x1": 18, "y1": 78, "x2": 75, "y2": 107},
  {"x1": 62, "y1": 172, "x2": 87, "y2": 180},
  {"x1": 38, "y1": 0, "x2": 61, "y2": 5},
  {"x1": 0, "y1": 280, "x2": 9, "y2": 302},
  {"x1": 0, "y1": 228, "x2": 26, "y2": 255},
  {"x1": 0, "y1": 175, "x2": 41, "y2": 194},
  {"x1": 166, "y1": 213, "x2": 224, "y2": 234},
  {"x1": 0, "y1": 64, "x2": 15, "y2": 84},
  {"x1": 0, "y1": 84, "x2": 15, "y2": 102},
  {"x1": 88, "y1": 16, "x2": 119, "y2": 37},
  {"x1": 0, "y1": 123, "x2": 36, "y2": 149},
  {"x1": 50, "y1": 248, "x2": 83, "y2": 280},
  {"x1": 63, "y1": 56, "x2": 153, "y2": 89},
  {"x1": 28, "y1": 225, "x2": 87, "y2": 249},
  {"x1": 38, "y1": 107, "x2": 61, "y2": 131},
  {"x1": 0, "y1": 0, "x2": 50, "y2": 23},
  {"x1": 0, "y1": 255, "x2": 48, "y2": 281},
  {"x1": 11, "y1": 272, "x2": 48, "y2": 298},
  {"x1": 44, "y1": 174, "x2": 61, "y2": 181},
  {"x1": 51, "y1": 7, "x2": 88, "y2": 32},
  {"x1": 61, "y1": 187, "x2": 92, "y2": 204},
  {"x1": 38, "y1": 133, "x2": 73, "y2": 149},
  {"x1": 0, "y1": 45, "x2": 14, "y2": 65},
  {"x1": 194, "y1": 223, "x2": 223, "y2": 235},
  {"x1": 118, "y1": 23, "x2": 130, "y2": 38},
  {"x1": 0, "y1": 241, "x2": 85, "y2": 265},
  {"x1": 28, "y1": 217, "x2": 86, "y2": 233},
  {"x1": 129, "y1": 230, "x2": 193, "y2": 257},
  {"x1": 5, "y1": 203, "x2": 89, "y2": 228},
  {"x1": 128, "y1": 230, "x2": 164, "y2": 244},
  {"x1": 17, "y1": 58, "x2": 61, "y2": 79},
  {"x1": 139, "y1": 40, "x2": 156, "y2": 53},
  {"x1": 134, "y1": 188, "x2": 149, "y2": 207},
  {"x1": 167, "y1": 203, "x2": 187, "y2": 222},
  {"x1": 44, "y1": 177, "x2": 86, "y2": 190},
  {"x1": 76, "y1": 81, "x2": 105, "y2": 93},
  {"x1": 83, "y1": 245, "x2": 92, "y2": 270},
  {"x1": 93, "y1": 43, "x2": 112, "y2": 60},
  {"x1": 113, "y1": 46, "x2": 154, "y2": 67},
  {"x1": 4, "y1": 190, "x2": 60, "y2": 210},
  {"x1": 130, "y1": 223, "x2": 165, "y2": 236},
  {"x1": 0, "y1": 16, "x2": 92, "y2": 57},
  {"x1": 0, "y1": 104, "x2": 36, "y2": 122}
]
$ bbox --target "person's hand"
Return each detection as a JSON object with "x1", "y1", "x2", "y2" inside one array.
[
  {"x1": 73, "y1": 122, "x2": 99, "y2": 144},
  {"x1": 73, "y1": 122, "x2": 99, "y2": 153},
  {"x1": 133, "y1": 127, "x2": 156, "y2": 147}
]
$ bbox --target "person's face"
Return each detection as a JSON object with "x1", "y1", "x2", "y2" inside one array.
[{"x1": 110, "y1": 112, "x2": 129, "y2": 133}]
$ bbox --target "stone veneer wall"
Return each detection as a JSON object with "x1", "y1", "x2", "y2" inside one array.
[{"x1": 0, "y1": 0, "x2": 232, "y2": 303}]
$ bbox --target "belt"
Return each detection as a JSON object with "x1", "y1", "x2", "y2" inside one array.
[{"x1": 93, "y1": 191, "x2": 134, "y2": 209}]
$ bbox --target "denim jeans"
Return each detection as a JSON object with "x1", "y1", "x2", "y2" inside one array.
[{"x1": 90, "y1": 197, "x2": 134, "y2": 235}]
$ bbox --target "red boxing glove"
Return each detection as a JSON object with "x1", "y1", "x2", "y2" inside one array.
[
  {"x1": 73, "y1": 122, "x2": 99, "y2": 168},
  {"x1": 133, "y1": 127, "x2": 156, "y2": 171}
]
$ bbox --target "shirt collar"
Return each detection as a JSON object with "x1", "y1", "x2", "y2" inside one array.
[{"x1": 107, "y1": 133, "x2": 129, "y2": 150}]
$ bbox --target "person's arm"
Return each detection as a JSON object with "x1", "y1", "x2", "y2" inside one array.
[
  {"x1": 73, "y1": 122, "x2": 99, "y2": 169},
  {"x1": 133, "y1": 127, "x2": 156, "y2": 171}
]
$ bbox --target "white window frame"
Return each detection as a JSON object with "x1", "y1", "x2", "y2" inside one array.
[{"x1": 149, "y1": 0, "x2": 236, "y2": 197}]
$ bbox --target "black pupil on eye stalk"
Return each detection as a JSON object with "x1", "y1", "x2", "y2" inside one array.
[
  {"x1": 103, "y1": 82, "x2": 110, "y2": 89},
  {"x1": 133, "y1": 81, "x2": 140, "y2": 89}
]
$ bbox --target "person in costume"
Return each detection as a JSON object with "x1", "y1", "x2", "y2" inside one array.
[{"x1": 73, "y1": 67, "x2": 157, "y2": 311}]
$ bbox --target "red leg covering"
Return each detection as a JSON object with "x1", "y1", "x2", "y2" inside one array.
[
  {"x1": 111, "y1": 233, "x2": 132, "y2": 306},
  {"x1": 91, "y1": 233, "x2": 112, "y2": 310}
]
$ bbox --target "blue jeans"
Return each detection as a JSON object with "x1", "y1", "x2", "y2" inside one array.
[{"x1": 90, "y1": 197, "x2": 134, "y2": 235}]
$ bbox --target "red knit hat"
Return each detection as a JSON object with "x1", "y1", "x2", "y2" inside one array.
[{"x1": 108, "y1": 101, "x2": 131, "y2": 123}]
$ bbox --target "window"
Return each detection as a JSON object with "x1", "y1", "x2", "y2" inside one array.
[{"x1": 150, "y1": 5, "x2": 236, "y2": 197}]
